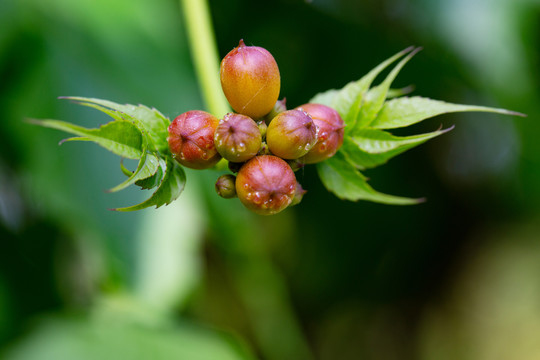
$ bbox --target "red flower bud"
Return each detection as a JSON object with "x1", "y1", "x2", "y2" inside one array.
[
  {"x1": 215, "y1": 174, "x2": 237, "y2": 199},
  {"x1": 295, "y1": 103, "x2": 345, "y2": 164},
  {"x1": 167, "y1": 110, "x2": 221, "y2": 169},
  {"x1": 235, "y1": 155, "x2": 296, "y2": 215},
  {"x1": 266, "y1": 109, "x2": 318, "y2": 159},
  {"x1": 214, "y1": 113, "x2": 262, "y2": 162},
  {"x1": 220, "y1": 40, "x2": 281, "y2": 119}
]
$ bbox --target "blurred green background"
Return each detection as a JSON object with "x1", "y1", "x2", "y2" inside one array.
[{"x1": 1, "y1": 0, "x2": 540, "y2": 359}]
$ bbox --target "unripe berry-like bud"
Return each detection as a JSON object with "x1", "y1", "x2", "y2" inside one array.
[
  {"x1": 168, "y1": 110, "x2": 221, "y2": 169},
  {"x1": 258, "y1": 141, "x2": 271, "y2": 155},
  {"x1": 214, "y1": 113, "x2": 262, "y2": 162},
  {"x1": 236, "y1": 155, "x2": 296, "y2": 215},
  {"x1": 266, "y1": 109, "x2": 318, "y2": 159},
  {"x1": 215, "y1": 174, "x2": 237, "y2": 199},
  {"x1": 220, "y1": 40, "x2": 280, "y2": 119},
  {"x1": 296, "y1": 103, "x2": 345, "y2": 164},
  {"x1": 257, "y1": 120, "x2": 267, "y2": 138}
]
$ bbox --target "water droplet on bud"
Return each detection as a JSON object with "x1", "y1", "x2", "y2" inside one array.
[{"x1": 253, "y1": 193, "x2": 263, "y2": 204}]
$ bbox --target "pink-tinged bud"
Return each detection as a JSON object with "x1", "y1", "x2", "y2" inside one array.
[
  {"x1": 214, "y1": 113, "x2": 262, "y2": 162},
  {"x1": 220, "y1": 40, "x2": 281, "y2": 119},
  {"x1": 257, "y1": 141, "x2": 271, "y2": 155},
  {"x1": 296, "y1": 103, "x2": 345, "y2": 164},
  {"x1": 235, "y1": 155, "x2": 296, "y2": 215},
  {"x1": 290, "y1": 182, "x2": 307, "y2": 206},
  {"x1": 266, "y1": 109, "x2": 318, "y2": 159},
  {"x1": 215, "y1": 174, "x2": 237, "y2": 199},
  {"x1": 168, "y1": 110, "x2": 221, "y2": 169}
]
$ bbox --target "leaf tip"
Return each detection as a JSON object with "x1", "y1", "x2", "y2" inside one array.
[
  {"x1": 401, "y1": 45, "x2": 415, "y2": 55},
  {"x1": 409, "y1": 46, "x2": 423, "y2": 58},
  {"x1": 24, "y1": 117, "x2": 42, "y2": 125},
  {"x1": 511, "y1": 111, "x2": 527, "y2": 117},
  {"x1": 439, "y1": 124, "x2": 455, "y2": 134},
  {"x1": 416, "y1": 197, "x2": 427, "y2": 204}
]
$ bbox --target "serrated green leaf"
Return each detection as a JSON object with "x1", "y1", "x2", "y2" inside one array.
[
  {"x1": 370, "y1": 96, "x2": 525, "y2": 130},
  {"x1": 120, "y1": 159, "x2": 166, "y2": 190},
  {"x1": 108, "y1": 152, "x2": 160, "y2": 193},
  {"x1": 352, "y1": 48, "x2": 421, "y2": 131},
  {"x1": 341, "y1": 137, "x2": 418, "y2": 170},
  {"x1": 351, "y1": 127, "x2": 453, "y2": 153},
  {"x1": 113, "y1": 159, "x2": 186, "y2": 212},
  {"x1": 341, "y1": 127, "x2": 452, "y2": 169},
  {"x1": 120, "y1": 158, "x2": 163, "y2": 190},
  {"x1": 310, "y1": 47, "x2": 415, "y2": 128},
  {"x1": 386, "y1": 85, "x2": 415, "y2": 99},
  {"x1": 316, "y1": 152, "x2": 422, "y2": 205},
  {"x1": 64, "y1": 97, "x2": 171, "y2": 154},
  {"x1": 32, "y1": 119, "x2": 143, "y2": 159},
  {"x1": 135, "y1": 165, "x2": 164, "y2": 190},
  {"x1": 120, "y1": 160, "x2": 133, "y2": 177},
  {"x1": 309, "y1": 89, "x2": 340, "y2": 108}
]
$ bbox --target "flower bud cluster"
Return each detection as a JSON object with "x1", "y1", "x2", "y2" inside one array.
[{"x1": 167, "y1": 40, "x2": 345, "y2": 215}]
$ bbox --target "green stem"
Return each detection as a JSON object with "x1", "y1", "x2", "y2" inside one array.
[{"x1": 179, "y1": 0, "x2": 230, "y2": 116}]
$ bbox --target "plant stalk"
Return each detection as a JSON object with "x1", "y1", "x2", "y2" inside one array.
[{"x1": 179, "y1": 0, "x2": 230, "y2": 117}]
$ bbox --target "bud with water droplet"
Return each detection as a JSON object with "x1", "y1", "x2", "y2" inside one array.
[
  {"x1": 266, "y1": 109, "x2": 318, "y2": 159},
  {"x1": 235, "y1": 155, "x2": 296, "y2": 215},
  {"x1": 214, "y1": 113, "x2": 262, "y2": 162},
  {"x1": 168, "y1": 110, "x2": 221, "y2": 169},
  {"x1": 295, "y1": 103, "x2": 345, "y2": 164},
  {"x1": 215, "y1": 174, "x2": 237, "y2": 199},
  {"x1": 220, "y1": 40, "x2": 281, "y2": 119}
]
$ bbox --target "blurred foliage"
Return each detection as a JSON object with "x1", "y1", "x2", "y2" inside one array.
[{"x1": 1, "y1": 0, "x2": 540, "y2": 359}]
